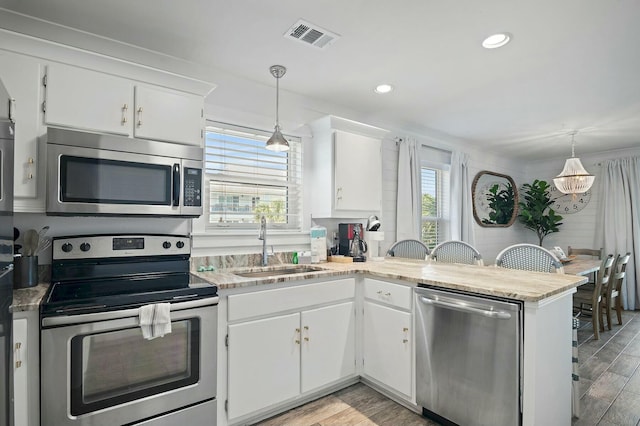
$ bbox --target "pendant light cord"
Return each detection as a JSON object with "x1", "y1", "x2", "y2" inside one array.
[{"x1": 275, "y1": 74, "x2": 280, "y2": 127}]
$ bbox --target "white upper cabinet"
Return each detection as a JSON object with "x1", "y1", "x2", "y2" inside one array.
[
  {"x1": 334, "y1": 130, "x2": 382, "y2": 212},
  {"x1": 308, "y1": 116, "x2": 388, "y2": 218},
  {"x1": 44, "y1": 63, "x2": 204, "y2": 146},
  {"x1": 0, "y1": 52, "x2": 43, "y2": 200},
  {"x1": 133, "y1": 85, "x2": 203, "y2": 145},
  {"x1": 44, "y1": 63, "x2": 133, "y2": 136}
]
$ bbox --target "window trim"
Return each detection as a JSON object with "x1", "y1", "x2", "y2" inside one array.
[{"x1": 203, "y1": 121, "x2": 303, "y2": 232}]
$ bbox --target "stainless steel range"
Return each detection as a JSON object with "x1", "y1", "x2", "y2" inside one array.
[{"x1": 40, "y1": 234, "x2": 218, "y2": 426}]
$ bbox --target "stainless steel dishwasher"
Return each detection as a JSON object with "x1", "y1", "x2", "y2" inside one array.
[{"x1": 414, "y1": 285, "x2": 522, "y2": 426}]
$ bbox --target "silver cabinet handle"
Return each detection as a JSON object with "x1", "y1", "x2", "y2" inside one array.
[
  {"x1": 137, "y1": 106, "x2": 143, "y2": 126},
  {"x1": 14, "y1": 342, "x2": 23, "y2": 368},
  {"x1": 419, "y1": 296, "x2": 512, "y2": 320},
  {"x1": 9, "y1": 98, "x2": 16, "y2": 123},
  {"x1": 122, "y1": 103, "x2": 128, "y2": 124}
]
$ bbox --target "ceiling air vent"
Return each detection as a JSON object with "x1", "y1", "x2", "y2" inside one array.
[{"x1": 284, "y1": 19, "x2": 339, "y2": 49}]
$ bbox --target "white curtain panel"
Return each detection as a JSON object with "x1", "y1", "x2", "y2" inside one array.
[
  {"x1": 450, "y1": 151, "x2": 475, "y2": 245},
  {"x1": 596, "y1": 157, "x2": 640, "y2": 310},
  {"x1": 396, "y1": 137, "x2": 421, "y2": 241}
]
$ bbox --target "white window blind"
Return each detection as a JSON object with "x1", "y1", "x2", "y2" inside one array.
[
  {"x1": 205, "y1": 122, "x2": 302, "y2": 230},
  {"x1": 421, "y1": 166, "x2": 450, "y2": 248}
]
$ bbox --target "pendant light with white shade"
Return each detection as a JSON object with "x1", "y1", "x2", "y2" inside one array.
[
  {"x1": 553, "y1": 131, "x2": 594, "y2": 195},
  {"x1": 265, "y1": 65, "x2": 289, "y2": 151}
]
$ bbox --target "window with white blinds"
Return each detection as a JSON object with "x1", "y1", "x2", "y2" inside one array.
[
  {"x1": 421, "y1": 165, "x2": 450, "y2": 249},
  {"x1": 204, "y1": 122, "x2": 302, "y2": 230}
]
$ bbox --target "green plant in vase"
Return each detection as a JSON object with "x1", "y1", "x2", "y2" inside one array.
[
  {"x1": 482, "y1": 182, "x2": 515, "y2": 225},
  {"x1": 518, "y1": 179, "x2": 563, "y2": 246}
]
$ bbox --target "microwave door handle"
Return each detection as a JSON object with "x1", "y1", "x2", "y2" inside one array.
[{"x1": 172, "y1": 163, "x2": 181, "y2": 206}]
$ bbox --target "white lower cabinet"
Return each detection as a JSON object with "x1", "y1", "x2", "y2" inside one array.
[
  {"x1": 362, "y1": 278, "x2": 413, "y2": 398},
  {"x1": 13, "y1": 318, "x2": 29, "y2": 426},
  {"x1": 363, "y1": 301, "x2": 412, "y2": 397},
  {"x1": 12, "y1": 310, "x2": 39, "y2": 426},
  {"x1": 301, "y1": 302, "x2": 355, "y2": 393},
  {"x1": 226, "y1": 279, "x2": 356, "y2": 422},
  {"x1": 227, "y1": 313, "x2": 301, "y2": 419}
]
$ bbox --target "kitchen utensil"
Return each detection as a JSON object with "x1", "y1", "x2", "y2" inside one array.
[
  {"x1": 38, "y1": 225, "x2": 50, "y2": 241},
  {"x1": 23, "y1": 229, "x2": 38, "y2": 256},
  {"x1": 36, "y1": 237, "x2": 52, "y2": 255}
]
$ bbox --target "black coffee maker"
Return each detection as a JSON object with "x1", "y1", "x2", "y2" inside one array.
[{"x1": 338, "y1": 223, "x2": 367, "y2": 261}]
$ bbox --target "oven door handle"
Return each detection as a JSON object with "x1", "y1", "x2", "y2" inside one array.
[{"x1": 41, "y1": 296, "x2": 219, "y2": 327}]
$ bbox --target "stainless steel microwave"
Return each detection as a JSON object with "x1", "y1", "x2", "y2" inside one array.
[{"x1": 46, "y1": 127, "x2": 203, "y2": 217}]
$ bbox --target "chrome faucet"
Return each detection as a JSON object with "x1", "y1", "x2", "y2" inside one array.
[{"x1": 259, "y1": 215, "x2": 268, "y2": 266}]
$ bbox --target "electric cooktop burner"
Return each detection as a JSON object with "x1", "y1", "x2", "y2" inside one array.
[{"x1": 41, "y1": 234, "x2": 218, "y2": 317}]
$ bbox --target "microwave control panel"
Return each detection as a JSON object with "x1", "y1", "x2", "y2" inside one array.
[{"x1": 183, "y1": 167, "x2": 202, "y2": 207}]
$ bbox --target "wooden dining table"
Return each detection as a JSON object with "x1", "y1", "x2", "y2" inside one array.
[{"x1": 561, "y1": 258, "x2": 601, "y2": 277}]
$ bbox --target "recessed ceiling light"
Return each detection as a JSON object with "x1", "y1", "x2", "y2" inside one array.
[
  {"x1": 374, "y1": 84, "x2": 394, "y2": 94},
  {"x1": 482, "y1": 33, "x2": 512, "y2": 49}
]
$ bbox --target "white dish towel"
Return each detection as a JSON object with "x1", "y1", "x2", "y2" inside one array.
[{"x1": 139, "y1": 303, "x2": 172, "y2": 340}]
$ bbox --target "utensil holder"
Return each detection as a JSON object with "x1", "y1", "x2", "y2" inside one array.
[{"x1": 14, "y1": 256, "x2": 38, "y2": 289}]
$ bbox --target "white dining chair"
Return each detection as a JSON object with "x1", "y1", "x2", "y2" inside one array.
[
  {"x1": 387, "y1": 239, "x2": 430, "y2": 260},
  {"x1": 428, "y1": 240, "x2": 484, "y2": 265},
  {"x1": 495, "y1": 243, "x2": 564, "y2": 273}
]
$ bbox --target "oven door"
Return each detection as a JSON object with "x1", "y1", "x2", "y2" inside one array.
[
  {"x1": 46, "y1": 143, "x2": 202, "y2": 217},
  {"x1": 41, "y1": 298, "x2": 217, "y2": 426}
]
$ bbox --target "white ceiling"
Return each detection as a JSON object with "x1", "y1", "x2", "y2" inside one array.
[{"x1": 2, "y1": 0, "x2": 640, "y2": 160}]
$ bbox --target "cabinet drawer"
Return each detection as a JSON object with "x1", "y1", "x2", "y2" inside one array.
[
  {"x1": 228, "y1": 278, "x2": 355, "y2": 322},
  {"x1": 364, "y1": 278, "x2": 412, "y2": 310}
]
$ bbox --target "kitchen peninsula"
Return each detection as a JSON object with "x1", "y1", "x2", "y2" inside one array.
[{"x1": 195, "y1": 257, "x2": 586, "y2": 426}]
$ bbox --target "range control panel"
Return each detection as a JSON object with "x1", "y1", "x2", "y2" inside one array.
[{"x1": 53, "y1": 234, "x2": 190, "y2": 260}]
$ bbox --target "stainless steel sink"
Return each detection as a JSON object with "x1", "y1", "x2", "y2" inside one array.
[{"x1": 234, "y1": 266, "x2": 323, "y2": 278}]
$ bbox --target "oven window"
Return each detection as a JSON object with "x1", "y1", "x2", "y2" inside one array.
[
  {"x1": 70, "y1": 319, "x2": 200, "y2": 415},
  {"x1": 60, "y1": 156, "x2": 172, "y2": 205}
]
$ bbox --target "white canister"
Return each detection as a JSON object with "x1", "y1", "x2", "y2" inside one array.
[{"x1": 310, "y1": 225, "x2": 327, "y2": 262}]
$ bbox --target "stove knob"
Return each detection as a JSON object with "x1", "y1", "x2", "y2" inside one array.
[
  {"x1": 163, "y1": 241, "x2": 172, "y2": 249},
  {"x1": 61, "y1": 243, "x2": 73, "y2": 253},
  {"x1": 176, "y1": 241, "x2": 185, "y2": 249},
  {"x1": 80, "y1": 242, "x2": 91, "y2": 252}
]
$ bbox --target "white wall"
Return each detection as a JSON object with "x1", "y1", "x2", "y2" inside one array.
[{"x1": 524, "y1": 146, "x2": 640, "y2": 254}]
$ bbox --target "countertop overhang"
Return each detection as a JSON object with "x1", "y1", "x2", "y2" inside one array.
[{"x1": 194, "y1": 258, "x2": 587, "y2": 302}]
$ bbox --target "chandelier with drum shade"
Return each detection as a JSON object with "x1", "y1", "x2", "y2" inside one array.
[{"x1": 553, "y1": 131, "x2": 594, "y2": 196}]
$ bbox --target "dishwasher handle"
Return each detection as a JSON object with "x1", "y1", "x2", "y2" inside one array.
[{"x1": 418, "y1": 295, "x2": 512, "y2": 320}]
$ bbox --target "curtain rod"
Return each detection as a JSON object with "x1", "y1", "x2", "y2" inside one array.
[{"x1": 393, "y1": 136, "x2": 452, "y2": 154}]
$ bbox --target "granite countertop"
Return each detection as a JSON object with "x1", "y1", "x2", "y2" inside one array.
[
  {"x1": 10, "y1": 283, "x2": 49, "y2": 313},
  {"x1": 193, "y1": 258, "x2": 587, "y2": 302},
  {"x1": 11, "y1": 258, "x2": 588, "y2": 311}
]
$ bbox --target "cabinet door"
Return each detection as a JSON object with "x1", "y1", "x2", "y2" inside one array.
[
  {"x1": 227, "y1": 313, "x2": 300, "y2": 419},
  {"x1": 133, "y1": 85, "x2": 203, "y2": 146},
  {"x1": 363, "y1": 301, "x2": 412, "y2": 397},
  {"x1": 334, "y1": 130, "x2": 382, "y2": 212},
  {"x1": 300, "y1": 302, "x2": 356, "y2": 393},
  {"x1": 13, "y1": 318, "x2": 29, "y2": 426},
  {"x1": 0, "y1": 52, "x2": 42, "y2": 199},
  {"x1": 44, "y1": 63, "x2": 133, "y2": 135}
]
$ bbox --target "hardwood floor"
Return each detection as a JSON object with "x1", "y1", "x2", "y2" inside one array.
[
  {"x1": 255, "y1": 383, "x2": 437, "y2": 426},
  {"x1": 574, "y1": 309, "x2": 640, "y2": 426},
  {"x1": 255, "y1": 310, "x2": 640, "y2": 426}
]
